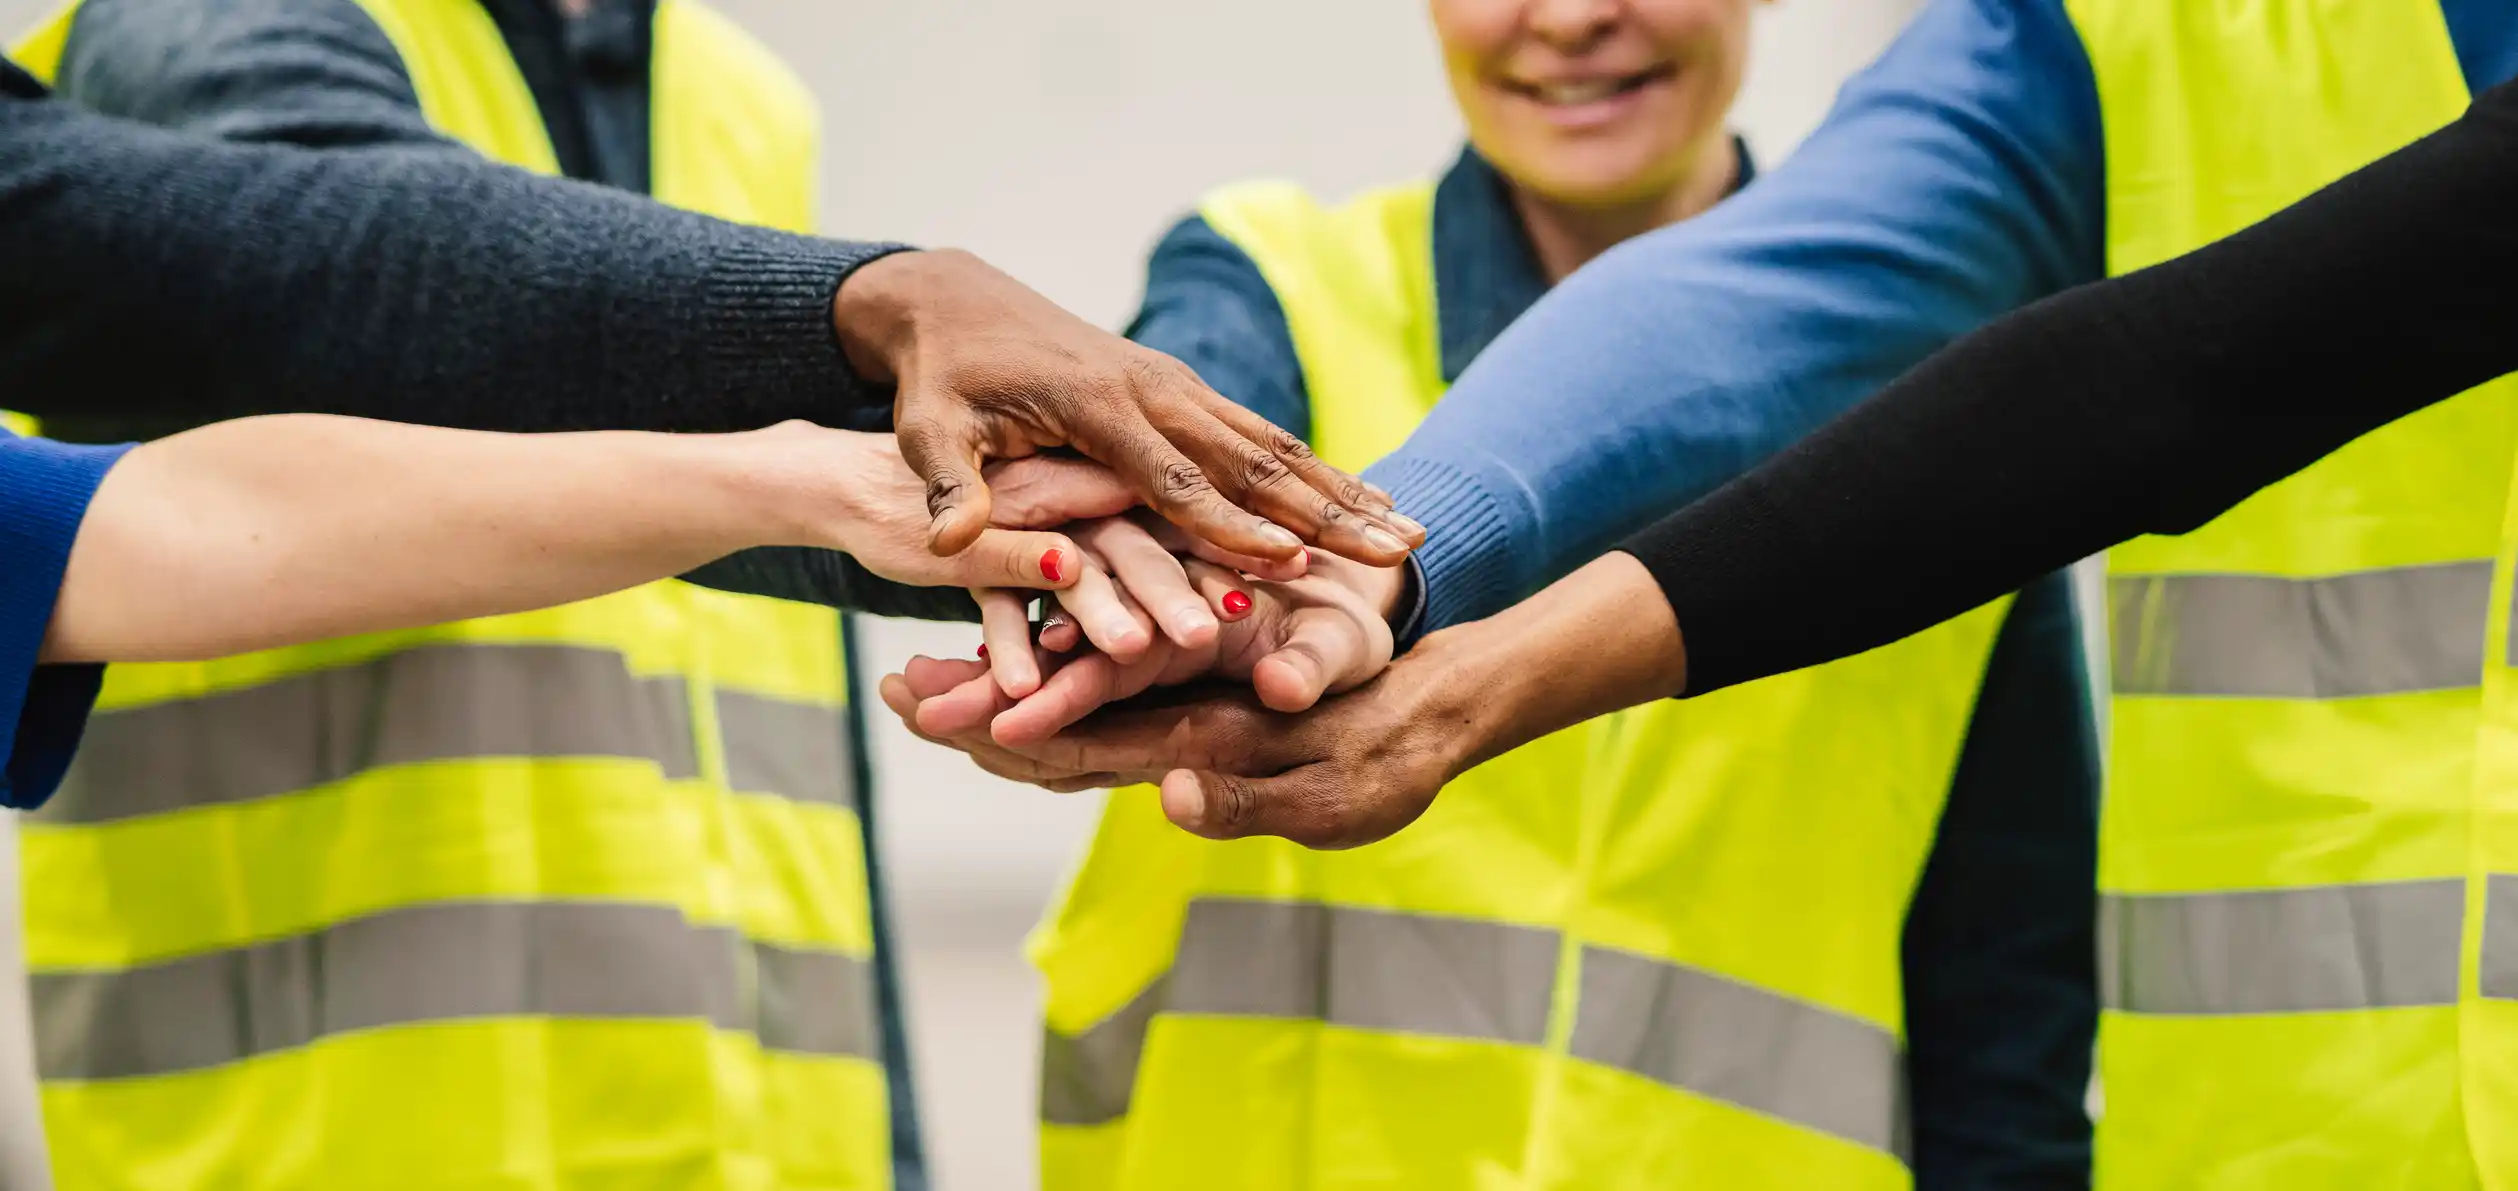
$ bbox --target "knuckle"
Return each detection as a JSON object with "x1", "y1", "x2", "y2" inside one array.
[
  {"x1": 1235, "y1": 443, "x2": 1296, "y2": 495},
  {"x1": 1155, "y1": 460, "x2": 1217, "y2": 505},
  {"x1": 1265, "y1": 423, "x2": 1319, "y2": 462},
  {"x1": 1121, "y1": 352, "x2": 1186, "y2": 396},
  {"x1": 1207, "y1": 776, "x2": 1259, "y2": 834},
  {"x1": 924, "y1": 473, "x2": 967, "y2": 514}
]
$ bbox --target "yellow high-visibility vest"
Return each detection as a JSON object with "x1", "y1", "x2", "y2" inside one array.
[
  {"x1": 2067, "y1": 1, "x2": 2518, "y2": 1185},
  {"x1": 9, "y1": 3, "x2": 888, "y2": 1187},
  {"x1": 1028, "y1": 178, "x2": 2018, "y2": 1190}
]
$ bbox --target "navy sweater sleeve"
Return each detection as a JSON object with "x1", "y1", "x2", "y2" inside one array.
[
  {"x1": 1634, "y1": 76, "x2": 2518, "y2": 698},
  {"x1": 0, "y1": 431, "x2": 132, "y2": 810},
  {"x1": 23, "y1": 1, "x2": 973, "y2": 622},
  {"x1": 2, "y1": 17, "x2": 900, "y2": 446}
]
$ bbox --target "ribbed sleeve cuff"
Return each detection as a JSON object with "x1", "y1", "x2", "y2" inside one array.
[
  {"x1": 704, "y1": 236, "x2": 916, "y2": 430},
  {"x1": 0, "y1": 436, "x2": 130, "y2": 808},
  {"x1": 1365, "y1": 454, "x2": 1521, "y2": 642}
]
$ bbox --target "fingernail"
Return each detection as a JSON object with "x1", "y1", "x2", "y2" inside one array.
[
  {"x1": 976, "y1": 644, "x2": 991, "y2": 661},
  {"x1": 1361, "y1": 526, "x2": 1408, "y2": 555},
  {"x1": 1222, "y1": 590, "x2": 1252, "y2": 617},
  {"x1": 1385, "y1": 512, "x2": 1426, "y2": 539},
  {"x1": 1257, "y1": 523, "x2": 1302, "y2": 552},
  {"x1": 1039, "y1": 549, "x2": 1066, "y2": 583},
  {"x1": 1365, "y1": 482, "x2": 1394, "y2": 503}
]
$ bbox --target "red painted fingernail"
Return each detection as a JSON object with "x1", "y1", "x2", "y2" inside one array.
[
  {"x1": 1222, "y1": 590, "x2": 1252, "y2": 617},
  {"x1": 1040, "y1": 549, "x2": 1066, "y2": 583},
  {"x1": 977, "y1": 644, "x2": 991, "y2": 661}
]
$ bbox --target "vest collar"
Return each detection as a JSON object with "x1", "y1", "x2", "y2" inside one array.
[{"x1": 1432, "y1": 136, "x2": 1756, "y2": 383}]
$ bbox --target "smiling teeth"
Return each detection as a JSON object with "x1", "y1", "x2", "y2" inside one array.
[{"x1": 1536, "y1": 79, "x2": 1625, "y2": 105}]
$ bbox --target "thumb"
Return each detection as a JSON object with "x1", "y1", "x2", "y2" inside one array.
[
  {"x1": 985, "y1": 455, "x2": 1139, "y2": 527},
  {"x1": 1159, "y1": 766, "x2": 1356, "y2": 849},
  {"x1": 1248, "y1": 606, "x2": 1372, "y2": 712},
  {"x1": 942, "y1": 528, "x2": 1081, "y2": 591},
  {"x1": 897, "y1": 409, "x2": 996, "y2": 555}
]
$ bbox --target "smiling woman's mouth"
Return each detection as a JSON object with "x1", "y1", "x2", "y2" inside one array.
[{"x1": 1501, "y1": 62, "x2": 1677, "y2": 107}]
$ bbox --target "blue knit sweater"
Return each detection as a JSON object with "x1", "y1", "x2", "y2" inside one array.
[{"x1": 0, "y1": 429, "x2": 130, "y2": 809}]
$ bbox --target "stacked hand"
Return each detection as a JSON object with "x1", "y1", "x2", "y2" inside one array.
[
  {"x1": 832, "y1": 249, "x2": 1424, "y2": 567},
  {"x1": 811, "y1": 245, "x2": 1554, "y2": 849},
  {"x1": 881, "y1": 541, "x2": 1689, "y2": 851},
  {"x1": 876, "y1": 532, "x2": 1465, "y2": 847}
]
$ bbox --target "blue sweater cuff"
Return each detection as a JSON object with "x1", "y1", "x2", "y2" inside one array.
[
  {"x1": 1, "y1": 435, "x2": 132, "y2": 809},
  {"x1": 1366, "y1": 453, "x2": 1522, "y2": 638}
]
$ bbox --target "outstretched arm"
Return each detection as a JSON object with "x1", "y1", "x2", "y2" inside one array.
[
  {"x1": 979, "y1": 70, "x2": 2518, "y2": 847},
  {"x1": 39, "y1": 418, "x2": 1094, "y2": 665}
]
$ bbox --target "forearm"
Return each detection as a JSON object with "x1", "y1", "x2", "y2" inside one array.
[
  {"x1": 1404, "y1": 553, "x2": 1685, "y2": 783},
  {"x1": 1635, "y1": 76, "x2": 2518, "y2": 697},
  {"x1": 44, "y1": 416, "x2": 804, "y2": 662},
  {"x1": 0, "y1": 76, "x2": 898, "y2": 439},
  {"x1": 1363, "y1": 0, "x2": 2105, "y2": 633}
]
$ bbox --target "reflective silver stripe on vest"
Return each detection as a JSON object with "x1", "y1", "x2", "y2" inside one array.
[
  {"x1": 1041, "y1": 899, "x2": 1909, "y2": 1160},
  {"x1": 31, "y1": 901, "x2": 875, "y2": 1081},
  {"x1": 2100, "y1": 879, "x2": 2465, "y2": 1014},
  {"x1": 1039, "y1": 975, "x2": 1170, "y2": 1127},
  {"x1": 40, "y1": 644, "x2": 698, "y2": 825},
  {"x1": 1569, "y1": 944, "x2": 1908, "y2": 1161},
  {"x1": 1038, "y1": 898, "x2": 1558, "y2": 1128},
  {"x1": 2109, "y1": 563, "x2": 2492, "y2": 698},
  {"x1": 754, "y1": 938, "x2": 879, "y2": 1057},
  {"x1": 2485, "y1": 873, "x2": 2518, "y2": 1002},
  {"x1": 716, "y1": 689, "x2": 854, "y2": 809},
  {"x1": 1167, "y1": 898, "x2": 1559, "y2": 1042}
]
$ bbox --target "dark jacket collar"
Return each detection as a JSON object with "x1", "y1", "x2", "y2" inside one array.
[{"x1": 1432, "y1": 136, "x2": 1756, "y2": 382}]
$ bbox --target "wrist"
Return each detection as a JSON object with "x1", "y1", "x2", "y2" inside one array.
[
  {"x1": 830, "y1": 248, "x2": 953, "y2": 384},
  {"x1": 719, "y1": 423, "x2": 891, "y2": 553},
  {"x1": 1391, "y1": 552, "x2": 1686, "y2": 779},
  {"x1": 1378, "y1": 623, "x2": 1520, "y2": 785},
  {"x1": 1313, "y1": 551, "x2": 1408, "y2": 623}
]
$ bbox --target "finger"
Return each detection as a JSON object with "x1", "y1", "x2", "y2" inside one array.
[
  {"x1": 1197, "y1": 394, "x2": 1418, "y2": 541},
  {"x1": 1156, "y1": 764, "x2": 1400, "y2": 850},
  {"x1": 1077, "y1": 519, "x2": 1217, "y2": 650},
  {"x1": 1248, "y1": 604, "x2": 1373, "y2": 713},
  {"x1": 896, "y1": 407, "x2": 996, "y2": 556},
  {"x1": 932, "y1": 528, "x2": 1079, "y2": 591},
  {"x1": 975, "y1": 588, "x2": 1043, "y2": 696},
  {"x1": 878, "y1": 673, "x2": 940, "y2": 742},
  {"x1": 1072, "y1": 388, "x2": 1310, "y2": 562},
  {"x1": 1055, "y1": 559, "x2": 1156, "y2": 662},
  {"x1": 1155, "y1": 401, "x2": 1417, "y2": 565},
  {"x1": 1138, "y1": 515, "x2": 1306, "y2": 584},
  {"x1": 991, "y1": 648, "x2": 1169, "y2": 747},
  {"x1": 1038, "y1": 608, "x2": 1082, "y2": 653},
  {"x1": 902, "y1": 653, "x2": 991, "y2": 700},
  {"x1": 917, "y1": 670, "x2": 1018, "y2": 740},
  {"x1": 1002, "y1": 693, "x2": 1273, "y2": 777},
  {"x1": 1039, "y1": 773, "x2": 1123, "y2": 794},
  {"x1": 1180, "y1": 558, "x2": 1255, "y2": 624},
  {"x1": 960, "y1": 740, "x2": 1118, "y2": 788},
  {"x1": 982, "y1": 455, "x2": 1138, "y2": 527}
]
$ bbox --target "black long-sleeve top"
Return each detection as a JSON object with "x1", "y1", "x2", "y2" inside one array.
[{"x1": 1628, "y1": 77, "x2": 2518, "y2": 697}]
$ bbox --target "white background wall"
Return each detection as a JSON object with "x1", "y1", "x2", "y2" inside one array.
[{"x1": 0, "y1": 2, "x2": 1924, "y2": 1187}]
